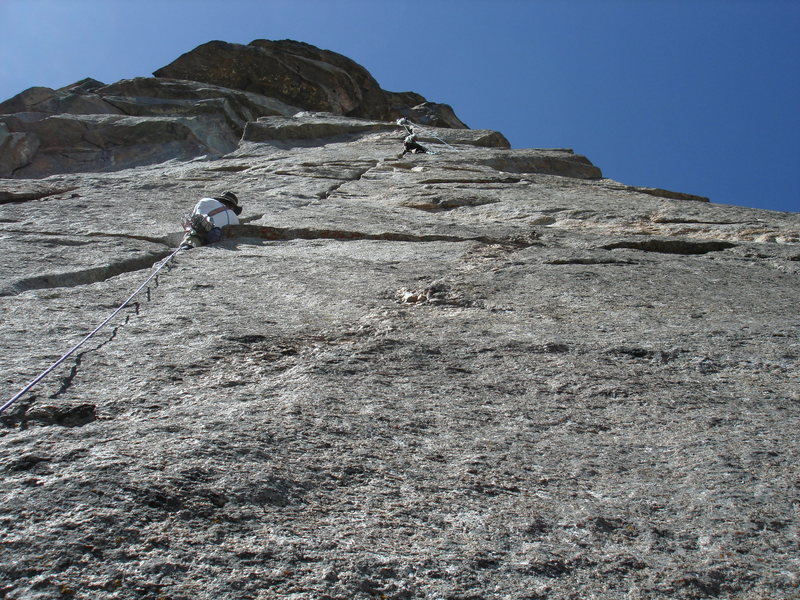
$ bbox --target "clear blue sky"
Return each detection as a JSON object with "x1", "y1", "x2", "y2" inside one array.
[{"x1": 2, "y1": 0, "x2": 798, "y2": 213}]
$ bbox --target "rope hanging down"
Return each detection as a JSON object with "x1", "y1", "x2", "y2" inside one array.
[{"x1": 0, "y1": 246, "x2": 184, "y2": 415}]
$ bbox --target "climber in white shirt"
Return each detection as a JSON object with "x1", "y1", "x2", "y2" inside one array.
[
  {"x1": 180, "y1": 191, "x2": 242, "y2": 249},
  {"x1": 401, "y1": 133, "x2": 428, "y2": 157}
]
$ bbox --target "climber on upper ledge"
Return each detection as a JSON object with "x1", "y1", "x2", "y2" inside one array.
[
  {"x1": 180, "y1": 191, "x2": 242, "y2": 249},
  {"x1": 401, "y1": 133, "x2": 428, "y2": 157},
  {"x1": 396, "y1": 118, "x2": 429, "y2": 157}
]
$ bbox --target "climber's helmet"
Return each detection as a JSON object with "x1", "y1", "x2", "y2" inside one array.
[{"x1": 216, "y1": 190, "x2": 242, "y2": 215}]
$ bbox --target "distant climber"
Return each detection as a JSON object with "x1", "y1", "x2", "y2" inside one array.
[
  {"x1": 180, "y1": 191, "x2": 242, "y2": 249},
  {"x1": 401, "y1": 133, "x2": 428, "y2": 157},
  {"x1": 396, "y1": 118, "x2": 428, "y2": 157}
]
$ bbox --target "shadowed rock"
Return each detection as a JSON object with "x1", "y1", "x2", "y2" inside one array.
[
  {"x1": 154, "y1": 39, "x2": 468, "y2": 127},
  {"x1": 0, "y1": 77, "x2": 300, "y2": 178},
  {"x1": 154, "y1": 39, "x2": 390, "y2": 120}
]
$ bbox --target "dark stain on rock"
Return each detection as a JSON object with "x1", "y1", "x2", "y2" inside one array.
[
  {"x1": 4, "y1": 403, "x2": 98, "y2": 428},
  {"x1": 6, "y1": 454, "x2": 52, "y2": 472}
]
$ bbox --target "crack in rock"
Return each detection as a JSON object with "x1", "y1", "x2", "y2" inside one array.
[
  {"x1": 602, "y1": 182, "x2": 710, "y2": 203},
  {"x1": 401, "y1": 196, "x2": 501, "y2": 212},
  {"x1": 317, "y1": 161, "x2": 379, "y2": 199},
  {"x1": 48, "y1": 313, "x2": 133, "y2": 399},
  {"x1": 546, "y1": 257, "x2": 638, "y2": 266},
  {"x1": 3, "y1": 228, "x2": 171, "y2": 246},
  {"x1": 418, "y1": 177, "x2": 522, "y2": 185},
  {"x1": 602, "y1": 239, "x2": 737, "y2": 255},
  {"x1": 0, "y1": 186, "x2": 80, "y2": 204},
  {"x1": 225, "y1": 224, "x2": 540, "y2": 248},
  {"x1": 2, "y1": 403, "x2": 98, "y2": 428},
  {"x1": 649, "y1": 217, "x2": 752, "y2": 225},
  {"x1": 1, "y1": 249, "x2": 175, "y2": 296}
]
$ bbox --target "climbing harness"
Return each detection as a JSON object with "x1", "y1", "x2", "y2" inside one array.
[{"x1": 0, "y1": 246, "x2": 185, "y2": 415}]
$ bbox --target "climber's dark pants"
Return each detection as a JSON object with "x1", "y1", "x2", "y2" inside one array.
[
  {"x1": 402, "y1": 141, "x2": 427, "y2": 156},
  {"x1": 181, "y1": 226, "x2": 223, "y2": 248}
]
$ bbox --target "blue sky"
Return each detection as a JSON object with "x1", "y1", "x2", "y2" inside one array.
[{"x1": 2, "y1": 0, "x2": 798, "y2": 213}]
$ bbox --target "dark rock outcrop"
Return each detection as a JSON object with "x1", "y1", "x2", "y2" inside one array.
[
  {"x1": 155, "y1": 39, "x2": 391, "y2": 120},
  {"x1": 153, "y1": 39, "x2": 467, "y2": 128},
  {"x1": 396, "y1": 100, "x2": 467, "y2": 129},
  {"x1": 0, "y1": 79, "x2": 114, "y2": 115}
]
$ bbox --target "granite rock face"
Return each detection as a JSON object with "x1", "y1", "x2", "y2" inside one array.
[{"x1": 1, "y1": 42, "x2": 799, "y2": 600}]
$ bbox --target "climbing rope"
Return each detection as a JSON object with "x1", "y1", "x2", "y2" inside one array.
[{"x1": 0, "y1": 246, "x2": 184, "y2": 415}]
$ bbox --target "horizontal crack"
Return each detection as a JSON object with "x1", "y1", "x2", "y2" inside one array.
[
  {"x1": 86, "y1": 231, "x2": 172, "y2": 245},
  {"x1": 419, "y1": 177, "x2": 522, "y2": 185},
  {"x1": 650, "y1": 218, "x2": 753, "y2": 225},
  {"x1": 225, "y1": 224, "x2": 540, "y2": 248},
  {"x1": 602, "y1": 183, "x2": 710, "y2": 203},
  {"x1": 0, "y1": 186, "x2": 80, "y2": 204},
  {"x1": 1, "y1": 249, "x2": 175, "y2": 297},
  {"x1": 602, "y1": 239, "x2": 736, "y2": 255},
  {"x1": 274, "y1": 171, "x2": 350, "y2": 181},
  {"x1": 2, "y1": 228, "x2": 172, "y2": 246},
  {"x1": 546, "y1": 258, "x2": 638, "y2": 265}
]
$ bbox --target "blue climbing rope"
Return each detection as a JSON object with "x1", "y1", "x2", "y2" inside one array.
[{"x1": 0, "y1": 246, "x2": 184, "y2": 414}]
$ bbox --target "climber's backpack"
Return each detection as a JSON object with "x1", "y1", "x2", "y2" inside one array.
[
  {"x1": 190, "y1": 213, "x2": 214, "y2": 234},
  {"x1": 181, "y1": 204, "x2": 230, "y2": 244}
]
